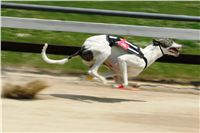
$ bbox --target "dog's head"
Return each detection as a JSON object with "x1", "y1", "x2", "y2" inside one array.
[{"x1": 153, "y1": 38, "x2": 182, "y2": 57}]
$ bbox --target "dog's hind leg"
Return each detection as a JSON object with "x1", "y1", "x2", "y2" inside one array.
[{"x1": 88, "y1": 52, "x2": 110, "y2": 84}]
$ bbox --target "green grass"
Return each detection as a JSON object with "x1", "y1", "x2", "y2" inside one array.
[
  {"x1": 2, "y1": 1, "x2": 200, "y2": 29},
  {"x1": 140, "y1": 63, "x2": 200, "y2": 81},
  {"x1": 1, "y1": 1, "x2": 200, "y2": 82}
]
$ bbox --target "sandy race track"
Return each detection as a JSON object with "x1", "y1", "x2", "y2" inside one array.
[{"x1": 2, "y1": 68, "x2": 200, "y2": 133}]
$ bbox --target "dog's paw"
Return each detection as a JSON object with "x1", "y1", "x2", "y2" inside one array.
[
  {"x1": 86, "y1": 75, "x2": 94, "y2": 81},
  {"x1": 112, "y1": 84, "x2": 141, "y2": 91},
  {"x1": 112, "y1": 84, "x2": 125, "y2": 89}
]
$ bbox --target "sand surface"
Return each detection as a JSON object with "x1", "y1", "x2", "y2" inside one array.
[{"x1": 2, "y1": 70, "x2": 199, "y2": 133}]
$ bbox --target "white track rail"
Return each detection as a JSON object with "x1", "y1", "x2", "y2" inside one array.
[{"x1": 2, "y1": 16, "x2": 200, "y2": 40}]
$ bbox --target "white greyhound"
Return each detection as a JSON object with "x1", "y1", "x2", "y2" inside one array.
[{"x1": 42, "y1": 35, "x2": 182, "y2": 88}]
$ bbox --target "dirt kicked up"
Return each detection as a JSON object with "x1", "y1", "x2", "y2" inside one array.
[{"x1": 1, "y1": 70, "x2": 199, "y2": 133}]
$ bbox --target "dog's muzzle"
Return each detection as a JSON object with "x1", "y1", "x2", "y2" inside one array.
[{"x1": 169, "y1": 46, "x2": 182, "y2": 56}]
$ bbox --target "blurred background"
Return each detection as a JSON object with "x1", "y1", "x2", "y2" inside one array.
[{"x1": 2, "y1": 1, "x2": 200, "y2": 83}]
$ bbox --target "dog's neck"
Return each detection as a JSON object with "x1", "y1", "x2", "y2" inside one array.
[{"x1": 142, "y1": 44, "x2": 164, "y2": 67}]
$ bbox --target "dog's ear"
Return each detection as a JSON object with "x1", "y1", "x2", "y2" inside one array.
[{"x1": 153, "y1": 39, "x2": 160, "y2": 46}]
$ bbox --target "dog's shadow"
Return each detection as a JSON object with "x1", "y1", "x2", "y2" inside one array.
[{"x1": 51, "y1": 94, "x2": 146, "y2": 103}]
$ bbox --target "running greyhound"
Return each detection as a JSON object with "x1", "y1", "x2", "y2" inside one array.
[{"x1": 42, "y1": 35, "x2": 182, "y2": 88}]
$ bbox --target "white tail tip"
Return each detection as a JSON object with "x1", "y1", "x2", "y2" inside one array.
[{"x1": 41, "y1": 43, "x2": 68, "y2": 65}]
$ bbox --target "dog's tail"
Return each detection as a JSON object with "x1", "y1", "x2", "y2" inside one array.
[{"x1": 41, "y1": 43, "x2": 80, "y2": 65}]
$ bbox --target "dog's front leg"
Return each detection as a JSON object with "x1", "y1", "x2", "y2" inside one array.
[{"x1": 116, "y1": 56, "x2": 129, "y2": 87}]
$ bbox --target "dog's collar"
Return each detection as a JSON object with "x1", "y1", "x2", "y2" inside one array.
[
  {"x1": 143, "y1": 56, "x2": 148, "y2": 69},
  {"x1": 158, "y1": 45, "x2": 165, "y2": 56},
  {"x1": 153, "y1": 41, "x2": 165, "y2": 56}
]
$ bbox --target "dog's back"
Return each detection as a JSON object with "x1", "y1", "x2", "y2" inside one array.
[{"x1": 82, "y1": 35, "x2": 109, "y2": 49}]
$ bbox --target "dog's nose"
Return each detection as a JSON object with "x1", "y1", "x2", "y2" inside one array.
[{"x1": 177, "y1": 44, "x2": 183, "y2": 49}]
